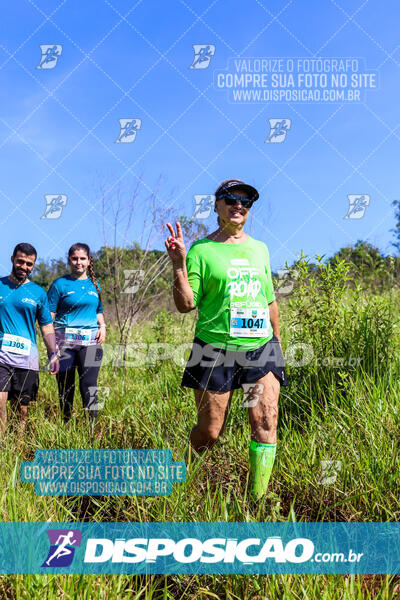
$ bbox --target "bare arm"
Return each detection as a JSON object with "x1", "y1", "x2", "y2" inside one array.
[
  {"x1": 165, "y1": 222, "x2": 195, "y2": 313},
  {"x1": 172, "y1": 264, "x2": 195, "y2": 313},
  {"x1": 40, "y1": 322, "x2": 59, "y2": 374},
  {"x1": 96, "y1": 312, "x2": 106, "y2": 344},
  {"x1": 268, "y1": 300, "x2": 281, "y2": 343}
]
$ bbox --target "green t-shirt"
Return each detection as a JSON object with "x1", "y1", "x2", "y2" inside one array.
[{"x1": 186, "y1": 235, "x2": 275, "y2": 350}]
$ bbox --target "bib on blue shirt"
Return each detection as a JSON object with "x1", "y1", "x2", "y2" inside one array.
[{"x1": 47, "y1": 276, "x2": 103, "y2": 346}]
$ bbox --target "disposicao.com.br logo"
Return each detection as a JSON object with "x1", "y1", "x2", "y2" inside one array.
[
  {"x1": 35, "y1": 526, "x2": 366, "y2": 574},
  {"x1": 83, "y1": 536, "x2": 362, "y2": 565}
]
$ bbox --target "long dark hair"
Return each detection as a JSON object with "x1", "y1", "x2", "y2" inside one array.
[{"x1": 68, "y1": 243, "x2": 101, "y2": 301}]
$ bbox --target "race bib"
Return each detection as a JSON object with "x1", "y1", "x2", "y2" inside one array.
[
  {"x1": 64, "y1": 327, "x2": 91, "y2": 346},
  {"x1": 1, "y1": 333, "x2": 31, "y2": 356},
  {"x1": 230, "y1": 306, "x2": 271, "y2": 338}
]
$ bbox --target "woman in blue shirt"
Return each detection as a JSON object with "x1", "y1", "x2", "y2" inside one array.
[{"x1": 48, "y1": 243, "x2": 106, "y2": 423}]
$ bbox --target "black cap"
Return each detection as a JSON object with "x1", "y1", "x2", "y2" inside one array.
[{"x1": 215, "y1": 179, "x2": 259, "y2": 202}]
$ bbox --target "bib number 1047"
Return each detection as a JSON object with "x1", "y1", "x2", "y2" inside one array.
[
  {"x1": 230, "y1": 307, "x2": 270, "y2": 338},
  {"x1": 240, "y1": 317, "x2": 264, "y2": 329}
]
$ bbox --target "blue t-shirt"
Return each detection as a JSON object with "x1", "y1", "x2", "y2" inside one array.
[
  {"x1": 47, "y1": 276, "x2": 103, "y2": 345},
  {"x1": 0, "y1": 277, "x2": 53, "y2": 370}
]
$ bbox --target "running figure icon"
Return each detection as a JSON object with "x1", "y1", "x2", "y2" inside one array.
[{"x1": 45, "y1": 531, "x2": 77, "y2": 566}]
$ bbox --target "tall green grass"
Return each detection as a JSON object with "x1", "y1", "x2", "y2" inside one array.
[{"x1": 0, "y1": 260, "x2": 399, "y2": 598}]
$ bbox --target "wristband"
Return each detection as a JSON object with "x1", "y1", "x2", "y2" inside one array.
[{"x1": 99, "y1": 324, "x2": 107, "y2": 329}]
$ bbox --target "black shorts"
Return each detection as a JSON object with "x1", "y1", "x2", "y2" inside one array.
[
  {"x1": 0, "y1": 364, "x2": 39, "y2": 405},
  {"x1": 181, "y1": 335, "x2": 288, "y2": 392}
]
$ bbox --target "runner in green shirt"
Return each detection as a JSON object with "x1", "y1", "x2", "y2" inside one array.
[{"x1": 165, "y1": 179, "x2": 288, "y2": 500}]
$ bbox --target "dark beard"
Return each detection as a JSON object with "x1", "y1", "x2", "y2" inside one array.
[{"x1": 11, "y1": 265, "x2": 28, "y2": 283}]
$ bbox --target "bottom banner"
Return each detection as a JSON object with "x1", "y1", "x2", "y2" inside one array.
[{"x1": 0, "y1": 522, "x2": 398, "y2": 574}]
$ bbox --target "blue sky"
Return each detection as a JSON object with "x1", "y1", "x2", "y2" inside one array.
[{"x1": 0, "y1": 0, "x2": 399, "y2": 272}]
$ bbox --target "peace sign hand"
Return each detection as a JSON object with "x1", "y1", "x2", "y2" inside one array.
[{"x1": 165, "y1": 222, "x2": 186, "y2": 267}]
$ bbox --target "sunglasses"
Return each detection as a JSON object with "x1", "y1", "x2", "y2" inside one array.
[{"x1": 220, "y1": 194, "x2": 254, "y2": 209}]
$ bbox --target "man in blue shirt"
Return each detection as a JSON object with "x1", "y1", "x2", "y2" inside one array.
[{"x1": 0, "y1": 243, "x2": 59, "y2": 432}]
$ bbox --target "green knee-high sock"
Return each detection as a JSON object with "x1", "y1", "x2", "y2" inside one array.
[{"x1": 249, "y1": 440, "x2": 277, "y2": 500}]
